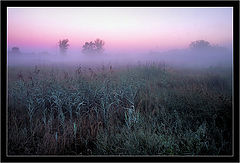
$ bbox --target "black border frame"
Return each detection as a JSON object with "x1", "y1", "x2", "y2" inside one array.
[{"x1": 1, "y1": 1, "x2": 239, "y2": 162}]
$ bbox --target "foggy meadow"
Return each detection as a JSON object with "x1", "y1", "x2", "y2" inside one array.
[{"x1": 7, "y1": 8, "x2": 233, "y2": 155}]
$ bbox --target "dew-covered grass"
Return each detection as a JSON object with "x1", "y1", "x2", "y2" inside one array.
[{"x1": 7, "y1": 63, "x2": 232, "y2": 155}]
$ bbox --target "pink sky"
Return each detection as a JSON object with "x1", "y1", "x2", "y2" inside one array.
[{"x1": 7, "y1": 7, "x2": 233, "y2": 54}]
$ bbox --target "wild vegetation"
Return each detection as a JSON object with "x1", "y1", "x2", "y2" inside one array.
[{"x1": 7, "y1": 62, "x2": 232, "y2": 155}]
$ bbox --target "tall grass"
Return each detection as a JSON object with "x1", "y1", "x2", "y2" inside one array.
[{"x1": 8, "y1": 63, "x2": 232, "y2": 155}]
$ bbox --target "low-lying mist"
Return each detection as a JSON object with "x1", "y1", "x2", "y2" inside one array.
[{"x1": 7, "y1": 46, "x2": 232, "y2": 69}]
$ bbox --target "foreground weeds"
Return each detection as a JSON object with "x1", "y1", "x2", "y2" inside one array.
[{"x1": 8, "y1": 64, "x2": 232, "y2": 155}]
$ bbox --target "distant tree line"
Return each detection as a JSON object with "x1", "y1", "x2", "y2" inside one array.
[
  {"x1": 189, "y1": 40, "x2": 211, "y2": 49},
  {"x1": 10, "y1": 39, "x2": 227, "y2": 56},
  {"x1": 58, "y1": 38, "x2": 105, "y2": 55},
  {"x1": 82, "y1": 39, "x2": 105, "y2": 54},
  {"x1": 189, "y1": 40, "x2": 227, "y2": 51},
  {"x1": 10, "y1": 47, "x2": 21, "y2": 54}
]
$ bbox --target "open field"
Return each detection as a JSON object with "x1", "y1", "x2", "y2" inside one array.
[{"x1": 7, "y1": 63, "x2": 232, "y2": 155}]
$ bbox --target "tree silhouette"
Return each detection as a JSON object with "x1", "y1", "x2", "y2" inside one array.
[
  {"x1": 58, "y1": 39, "x2": 69, "y2": 54},
  {"x1": 82, "y1": 41, "x2": 95, "y2": 54},
  {"x1": 11, "y1": 47, "x2": 21, "y2": 54},
  {"x1": 82, "y1": 38, "x2": 105, "y2": 54},
  {"x1": 82, "y1": 42, "x2": 89, "y2": 54},
  {"x1": 189, "y1": 40, "x2": 211, "y2": 50},
  {"x1": 94, "y1": 38, "x2": 105, "y2": 53}
]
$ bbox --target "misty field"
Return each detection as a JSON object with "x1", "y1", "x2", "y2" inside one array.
[{"x1": 8, "y1": 63, "x2": 232, "y2": 155}]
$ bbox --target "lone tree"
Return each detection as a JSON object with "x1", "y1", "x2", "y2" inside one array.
[
  {"x1": 11, "y1": 47, "x2": 21, "y2": 54},
  {"x1": 189, "y1": 40, "x2": 229, "y2": 51},
  {"x1": 58, "y1": 39, "x2": 69, "y2": 54},
  {"x1": 189, "y1": 40, "x2": 211, "y2": 50},
  {"x1": 82, "y1": 38, "x2": 105, "y2": 54}
]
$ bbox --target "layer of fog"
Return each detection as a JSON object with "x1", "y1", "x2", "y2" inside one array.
[{"x1": 8, "y1": 46, "x2": 232, "y2": 69}]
